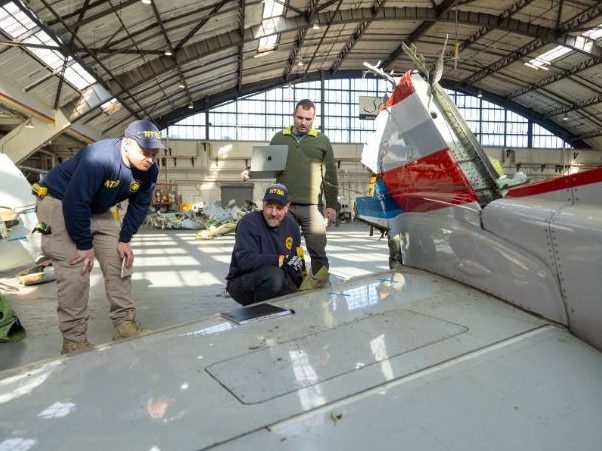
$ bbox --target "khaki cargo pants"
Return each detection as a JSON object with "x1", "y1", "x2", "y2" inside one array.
[{"x1": 36, "y1": 196, "x2": 134, "y2": 341}]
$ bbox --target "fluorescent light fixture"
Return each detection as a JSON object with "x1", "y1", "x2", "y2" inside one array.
[
  {"x1": 297, "y1": 58, "x2": 304, "y2": 66},
  {"x1": 188, "y1": 102, "x2": 194, "y2": 109},
  {"x1": 164, "y1": 50, "x2": 172, "y2": 56},
  {"x1": 141, "y1": 0, "x2": 151, "y2": 4},
  {"x1": 312, "y1": 21, "x2": 319, "y2": 30},
  {"x1": 477, "y1": 90, "x2": 482, "y2": 98},
  {"x1": 25, "y1": 116, "x2": 33, "y2": 128}
]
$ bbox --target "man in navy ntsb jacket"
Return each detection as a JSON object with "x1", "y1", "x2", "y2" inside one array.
[
  {"x1": 36, "y1": 119, "x2": 162, "y2": 354},
  {"x1": 226, "y1": 184, "x2": 304, "y2": 306}
]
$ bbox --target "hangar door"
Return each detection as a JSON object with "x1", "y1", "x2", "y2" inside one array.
[{"x1": 221, "y1": 185, "x2": 254, "y2": 208}]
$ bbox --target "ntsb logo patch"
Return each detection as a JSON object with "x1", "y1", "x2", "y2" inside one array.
[
  {"x1": 104, "y1": 180, "x2": 120, "y2": 188},
  {"x1": 130, "y1": 180, "x2": 141, "y2": 192}
]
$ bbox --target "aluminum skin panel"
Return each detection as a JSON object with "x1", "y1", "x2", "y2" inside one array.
[{"x1": 3, "y1": 269, "x2": 592, "y2": 450}]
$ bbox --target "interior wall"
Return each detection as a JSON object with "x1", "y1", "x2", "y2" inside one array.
[
  {"x1": 18, "y1": 139, "x2": 600, "y2": 210},
  {"x1": 158, "y1": 140, "x2": 371, "y2": 209},
  {"x1": 158, "y1": 140, "x2": 601, "y2": 208},
  {"x1": 484, "y1": 147, "x2": 602, "y2": 182}
]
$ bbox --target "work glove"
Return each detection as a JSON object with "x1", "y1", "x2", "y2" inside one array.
[{"x1": 286, "y1": 255, "x2": 303, "y2": 272}]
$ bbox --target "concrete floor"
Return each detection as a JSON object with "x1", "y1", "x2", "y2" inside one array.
[{"x1": 0, "y1": 220, "x2": 389, "y2": 372}]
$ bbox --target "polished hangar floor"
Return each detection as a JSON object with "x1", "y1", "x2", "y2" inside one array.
[{"x1": 1, "y1": 220, "x2": 390, "y2": 372}]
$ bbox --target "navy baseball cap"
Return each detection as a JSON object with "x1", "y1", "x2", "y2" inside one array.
[
  {"x1": 124, "y1": 119, "x2": 165, "y2": 149},
  {"x1": 263, "y1": 183, "x2": 289, "y2": 204}
]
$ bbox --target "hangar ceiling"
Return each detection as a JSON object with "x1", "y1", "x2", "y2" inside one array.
[{"x1": 0, "y1": 0, "x2": 601, "y2": 164}]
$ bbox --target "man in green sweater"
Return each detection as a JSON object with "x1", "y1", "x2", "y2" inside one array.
[{"x1": 243, "y1": 99, "x2": 338, "y2": 279}]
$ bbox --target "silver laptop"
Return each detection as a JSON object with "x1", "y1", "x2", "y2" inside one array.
[{"x1": 250, "y1": 145, "x2": 288, "y2": 179}]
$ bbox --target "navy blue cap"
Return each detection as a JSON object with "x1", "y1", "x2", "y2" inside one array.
[
  {"x1": 124, "y1": 120, "x2": 165, "y2": 149},
  {"x1": 263, "y1": 183, "x2": 289, "y2": 204}
]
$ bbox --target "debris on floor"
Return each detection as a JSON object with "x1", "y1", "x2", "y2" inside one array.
[
  {"x1": 15, "y1": 258, "x2": 55, "y2": 286},
  {"x1": 195, "y1": 200, "x2": 257, "y2": 240},
  {"x1": 146, "y1": 211, "x2": 205, "y2": 230}
]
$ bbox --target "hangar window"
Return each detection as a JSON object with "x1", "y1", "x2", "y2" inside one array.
[
  {"x1": 169, "y1": 78, "x2": 571, "y2": 150},
  {"x1": 532, "y1": 124, "x2": 570, "y2": 149}
]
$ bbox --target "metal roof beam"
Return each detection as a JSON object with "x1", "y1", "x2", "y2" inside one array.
[
  {"x1": 79, "y1": 7, "x2": 556, "y2": 56},
  {"x1": 329, "y1": 0, "x2": 387, "y2": 75},
  {"x1": 373, "y1": 0, "x2": 540, "y2": 69},
  {"x1": 174, "y1": 0, "x2": 231, "y2": 52},
  {"x1": 440, "y1": 0, "x2": 535, "y2": 68},
  {"x1": 33, "y1": 0, "x2": 149, "y2": 123},
  {"x1": 463, "y1": 3, "x2": 602, "y2": 86},
  {"x1": 96, "y1": 6, "x2": 561, "y2": 116},
  {"x1": 545, "y1": 93, "x2": 602, "y2": 118},
  {"x1": 508, "y1": 57, "x2": 599, "y2": 99},
  {"x1": 236, "y1": 0, "x2": 245, "y2": 93},
  {"x1": 283, "y1": 0, "x2": 319, "y2": 80}
]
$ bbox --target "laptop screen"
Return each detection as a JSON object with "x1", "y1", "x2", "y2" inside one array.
[{"x1": 250, "y1": 145, "x2": 289, "y2": 178}]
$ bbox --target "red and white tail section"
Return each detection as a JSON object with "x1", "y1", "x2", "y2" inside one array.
[
  {"x1": 357, "y1": 62, "x2": 602, "y2": 351},
  {"x1": 359, "y1": 68, "x2": 504, "y2": 234}
]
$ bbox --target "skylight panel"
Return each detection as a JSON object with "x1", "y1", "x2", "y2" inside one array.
[
  {"x1": 65, "y1": 61, "x2": 97, "y2": 90},
  {"x1": 24, "y1": 33, "x2": 63, "y2": 70},
  {"x1": 263, "y1": 0, "x2": 284, "y2": 18},
  {"x1": 257, "y1": 0, "x2": 285, "y2": 54},
  {"x1": 258, "y1": 30, "x2": 277, "y2": 53},
  {"x1": 540, "y1": 46, "x2": 572, "y2": 62},
  {"x1": 583, "y1": 25, "x2": 602, "y2": 40},
  {"x1": 525, "y1": 23, "x2": 601, "y2": 70},
  {"x1": 101, "y1": 98, "x2": 122, "y2": 115},
  {"x1": 577, "y1": 25, "x2": 602, "y2": 52},
  {"x1": 0, "y1": 1, "x2": 97, "y2": 91},
  {"x1": 0, "y1": 2, "x2": 34, "y2": 37}
]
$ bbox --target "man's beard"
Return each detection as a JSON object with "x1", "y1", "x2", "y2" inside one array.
[{"x1": 265, "y1": 217, "x2": 280, "y2": 227}]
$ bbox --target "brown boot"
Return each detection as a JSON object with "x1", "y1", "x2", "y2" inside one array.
[
  {"x1": 61, "y1": 338, "x2": 93, "y2": 355},
  {"x1": 113, "y1": 310, "x2": 148, "y2": 340}
]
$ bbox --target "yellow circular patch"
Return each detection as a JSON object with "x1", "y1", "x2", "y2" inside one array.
[
  {"x1": 285, "y1": 237, "x2": 293, "y2": 250},
  {"x1": 130, "y1": 180, "x2": 141, "y2": 192}
]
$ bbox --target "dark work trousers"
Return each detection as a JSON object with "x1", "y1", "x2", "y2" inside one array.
[
  {"x1": 288, "y1": 204, "x2": 328, "y2": 275},
  {"x1": 227, "y1": 266, "x2": 298, "y2": 306}
]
